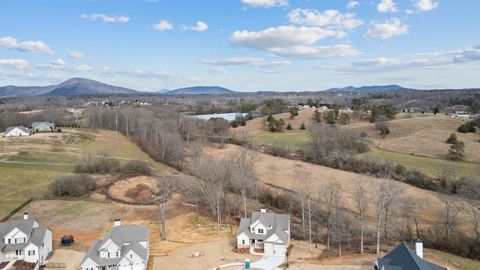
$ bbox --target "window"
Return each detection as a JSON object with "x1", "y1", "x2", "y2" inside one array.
[
  {"x1": 242, "y1": 240, "x2": 245, "y2": 244},
  {"x1": 258, "y1": 229, "x2": 264, "y2": 234},
  {"x1": 258, "y1": 240, "x2": 263, "y2": 243},
  {"x1": 7, "y1": 239, "x2": 11, "y2": 244},
  {"x1": 108, "y1": 252, "x2": 110, "y2": 258}
]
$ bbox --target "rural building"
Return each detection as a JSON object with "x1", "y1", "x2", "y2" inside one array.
[
  {"x1": 192, "y1": 112, "x2": 248, "y2": 122},
  {"x1": 31, "y1": 122, "x2": 55, "y2": 133},
  {"x1": 3, "y1": 126, "x2": 32, "y2": 137},
  {"x1": 79, "y1": 218, "x2": 149, "y2": 270},
  {"x1": 236, "y1": 209, "x2": 290, "y2": 255},
  {"x1": 375, "y1": 240, "x2": 447, "y2": 270},
  {"x1": 0, "y1": 213, "x2": 53, "y2": 270}
]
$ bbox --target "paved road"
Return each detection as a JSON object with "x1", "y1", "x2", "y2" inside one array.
[{"x1": 251, "y1": 254, "x2": 285, "y2": 270}]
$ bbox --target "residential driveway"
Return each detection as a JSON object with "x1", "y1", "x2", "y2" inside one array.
[{"x1": 251, "y1": 254, "x2": 285, "y2": 270}]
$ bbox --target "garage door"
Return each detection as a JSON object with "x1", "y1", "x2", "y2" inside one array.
[
  {"x1": 264, "y1": 243, "x2": 274, "y2": 254},
  {"x1": 273, "y1": 245, "x2": 286, "y2": 255}
]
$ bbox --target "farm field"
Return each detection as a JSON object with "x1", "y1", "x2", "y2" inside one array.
[{"x1": 238, "y1": 111, "x2": 480, "y2": 179}]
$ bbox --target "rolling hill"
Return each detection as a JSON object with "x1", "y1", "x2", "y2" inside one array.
[
  {"x1": 325, "y1": 85, "x2": 413, "y2": 93},
  {"x1": 159, "y1": 86, "x2": 237, "y2": 95},
  {"x1": 0, "y1": 78, "x2": 138, "y2": 97}
]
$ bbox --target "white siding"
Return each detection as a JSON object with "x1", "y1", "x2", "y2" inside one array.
[
  {"x1": 80, "y1": 257, "x2": 98, "y2": 270},
  {"x1": 236, "y1": 233, "x2": 250, "y2": 249},
  {"x1": 5, "y1": 128, "x2": 30, "y2": 137},
  {"x1": 23, "y1": 243, "x2": 39, "y2": 263},
  {"x1": 38, "y1": 229, "x2": 52, "y2": 265}
]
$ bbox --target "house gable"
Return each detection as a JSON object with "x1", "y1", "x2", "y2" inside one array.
[
  {"x1": 80, "y1": 257, "x2": 98, "y2": 270},
  {"x1": 120, "y1": 250, "x2": 144, "y2": 265},
  {"x1": 265, "y1": 233, "x2": 284, "y2": 244},
  {"x1": 4, "y1": 228, "x2": 28, "y2": 244}
]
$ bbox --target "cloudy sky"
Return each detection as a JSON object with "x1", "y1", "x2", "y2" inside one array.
[{"x1": 0, "y1": 0, "x2": 479, "y2": 91}]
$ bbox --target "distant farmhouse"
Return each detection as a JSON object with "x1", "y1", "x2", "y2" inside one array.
[
  {"x1": 80, "y1": 218, "x2": 149, "y2": 270},
  {"x1": 31, "y1": 122, "x2": 55, "y2": 133},
  {"x1": 3, "y1": 126, "x2": 32, "y2": 137},
  {"x1": 0, "y1": 213, "x2": 53, "y2": 270},
  {"x1": 192, "y1": 112, "x2": 248, "y2": 122},
  {"x1": 236, "y1": 209, "x2": 290, "y2": 255},
  {"x1": 375, "y1": 240, "x2": 447, "y2": 270}
]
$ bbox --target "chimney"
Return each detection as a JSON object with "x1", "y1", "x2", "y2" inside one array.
[
  {"x1": 23, "y1": 212, "x2": 29, "y2": 220},
  {"x1": 114, "y1": 218, "x2": 121, "y2": 227},
  {"x1": 260, "y1": 208, "x2": 267, "y2": 213},
  {"x1": 415, "y1": 239, "x2": 423, "y2": 259}
]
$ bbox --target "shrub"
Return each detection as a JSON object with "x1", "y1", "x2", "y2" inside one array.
[
  {"x1": 360, "y1": 131, "x2": 367, "y2": 138},
  {"x1": 458, "y1": 121, "x2": 476, "y2": 133},
  {"x1": 289, "y1": 107, "x2": 299, "y2": 119},
  {"x1": 231, "y1": 120, "x2": 239, "y2": 128},
  {"x1": 300, "y1": 123, "x2": 306, "y2": 130},
  {"x1": 286, "y1": 123, "x2": 292, "y2": 130},
  {"x1": 448, "y1": 140, "x2": 465, "y2": 160},
  {"x1": 445, "y1": 133, "x2": 458, "y2": 144},
  {"x1": 50, "y1": 174, "x2": 96, "y2": 197},
  {"x1": 312, "y1": 109, "x2": 322, "y2": 123},
  {"x1": 324, "y1": 111, "x2": 336, "y2": 125},
  {"x1": 338, "y1": 113, "x2": 351, "y2": 125},
  {"x1": 74, "y1": 154, "x2": 121, "y2": 175},
  {"x1": 121, "y1": 160, "x2": 152, "y2": 176}
]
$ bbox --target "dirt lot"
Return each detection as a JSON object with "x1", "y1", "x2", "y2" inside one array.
[
  {"x1": 153, "y1": 239, "x2": 257, "y2": 270},
  {"x1": 46, "y1": 249, "x2": 85, "y2": 270}
]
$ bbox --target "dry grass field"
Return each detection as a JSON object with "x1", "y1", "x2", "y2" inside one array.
[
  {"x1": 0, "y1": 129, "x2": 175, "y2": 216},
  {"x1": 202, "y1": 144, "x2": 471, "y2": 232}
]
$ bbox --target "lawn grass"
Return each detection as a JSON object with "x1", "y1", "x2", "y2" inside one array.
[
  {"x1": 366, "y1": 145, "x2": 480, "y2": 179},
  {"x1": 0, "y1": 163, "x2": 72, "y2": 216},
  {"x1": 6, "y1": 151, "x2": 80, "y2": 164},
  {"x1": 252, "y1": 131, "x2": 311, "y2": 150}
]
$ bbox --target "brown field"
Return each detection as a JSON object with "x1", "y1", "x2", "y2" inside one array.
[
  {"x1": 349, "y1": 114, "x2": 480, "y2": 163},
  {"x1": 202, "y1": 144, "x2": 471, "y2": 233}
]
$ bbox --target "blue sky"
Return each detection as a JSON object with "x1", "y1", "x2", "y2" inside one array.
[{"x1": 0, "y1": 0, "x2": 479, "y2": 91}]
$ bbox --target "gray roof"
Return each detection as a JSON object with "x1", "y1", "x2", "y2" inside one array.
[
  {"x1": 81, "y1": 225, "x2": 149, "y2": 267},
  {"x1": 0, "y1": 218, "x2": 48, "y2": 252},
  {"x1": 5, "y1": 126, "x2": 31, "y2": 134},
  {"x1": 32, "y1": 122, "x2": 55, "y2": 129},
  {"x1": 376, "y1": 242, "x2": 448, "y2": 270},
  {"x1": 237, "y1": 211, "x2": 290, "y2": 244}
]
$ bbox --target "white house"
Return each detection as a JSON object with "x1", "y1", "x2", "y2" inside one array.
[
  {"x1": 80, "y1": 218, "x2": 149, "y2": 270},
  {"x1": 3, "y1": 126, "x2": 31, "y2": 137},
  {"x1": 236, "y1": 209, "x2": 290, "y2": 255},
  {"x1": 192, "y1": 112, "x2": 248, "y2": 122},
  {"x1": 0, "y1": 213, "x2": 53, "y2": 270}
]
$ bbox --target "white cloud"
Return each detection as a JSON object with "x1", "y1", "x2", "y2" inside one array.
[
  {"x1": 347, "y1": 1, "x2": 360, "y2": 9},
  {"x1": 332, "y1": 45, "x2": 480, "y2": 72},
  {"x1": 230, "y1": 25, "x2": 357, "y2": 59},
  {"x1": 68, "y1": 50, "x2": 86, "y2": 59},
  {"x1": 0, "y1": 59, "x2": 29, "y2": 69},
  {"x1": 242, "y1": 0, "x2": 288, "y2": 8},
  {"x1": 231, "y1": 25, "x2": 342, "y2": 50},
  {"x1": 201, "y1": 56, "x2": 291, "y2": 67},
  {"x1": 364, "y1": 18, "x2": 408, "y2": 39},
  {"x1": 415, "y1": 0, "x2": 439, "y2": 12},
  {"x1": 0, "y1": 36, "x2": 55, "y2": 55},
  {"x1": 52, "y1": 58, "x2": 66, "y2": 66},
  {"x1": 207, "y1": 67, "x2": 228, "y2": 74},
  {"x1": 377, "y1": 0, "x2": 398, "y2": 13},
  {"x1": 81, "y1": 13, "x2": 130, "y2": 23},
  {"x1": 152, "y1": 20, "x2": 173, "y2": 31},
  {"x1": 269, "y1": 44, "x2": 359, "y2": 59},
  {"x1": 190, "y1": 21, "x2": 208, "y2": 32},
  {"x1": 288, "y1": 9, "x2": 363, "y2": 30}
]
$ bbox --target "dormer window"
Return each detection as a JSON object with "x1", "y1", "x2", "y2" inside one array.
[{"x1": 258, "y1": 229, "x2": 264, "y2": 234}]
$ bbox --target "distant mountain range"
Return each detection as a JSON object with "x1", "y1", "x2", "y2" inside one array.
[
  {"x1": 0, "y1": 78, "x2": 138, "y2": 98},
  {"x1": 158, "y1": 86, "x2": 236, "y2": 95},
  {"x1": 324, "y1": 85, "x2": 412, "y2": 93},
  {"x1": 0, "y1": 78, "x2": 419, "y2": 98}
]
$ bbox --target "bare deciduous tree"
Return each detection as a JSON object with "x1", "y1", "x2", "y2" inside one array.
[
  {"x1": 440, "y1": 196, "x2": 462, "y2": 241},
  {"x1": 375, "y1": 180, "x2": 402, "y2": 254},
  {"x1": 155, "y1": 178, "x2": 178, "y2": 241},
  {"x1": 354, "y1": 179, "x2": 369, "y2": 254},
  {"x1": 320, "y1": 181, "x2": 342, "y2": 252}
]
